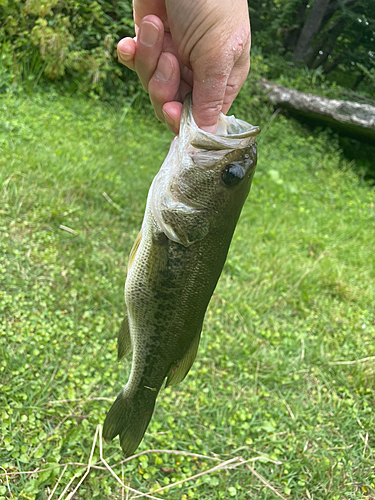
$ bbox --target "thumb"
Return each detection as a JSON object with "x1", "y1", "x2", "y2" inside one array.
[
  {"x1": 192, "y1": 51, "x2": 233, "y2": 134},
  {"x1": 191, "y1": 64, "x2": 228, "y2": 133}
]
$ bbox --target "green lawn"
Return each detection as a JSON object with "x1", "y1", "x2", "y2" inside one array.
[{"x1": 0, "y1": 88, "x2": 374, "y2": 500}]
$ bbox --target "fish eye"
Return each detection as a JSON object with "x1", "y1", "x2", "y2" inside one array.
[{"x1": 221, "y1": 163, "x2": 245, "y2": 187}]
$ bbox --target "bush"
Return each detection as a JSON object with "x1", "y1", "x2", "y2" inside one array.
[{"x1": 0, "y1": 0, "x2": 138, "y2": 98}]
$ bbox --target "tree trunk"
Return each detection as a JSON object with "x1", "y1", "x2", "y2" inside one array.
[
  {"x1": 260, "y1": 78, "x2": 375, "y2": 142},
  {"x1": 352, "y1": 74, "x2": 366, "y2": 91},
  {"x1": 308, "y1": 17, "x2": 347, "y2": 68},
  {"x1": 283, "y1": 0, "x2": 309, "y2": 51},
  {"x1": 293, "y1": 0, "x2": 333, "y2": 63},
  {"x1": 323, "y1": 34, "x2": 362, "y2": 74}
]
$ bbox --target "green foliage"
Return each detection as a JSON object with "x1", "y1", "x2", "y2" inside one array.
[
  {"x1": 0, "y1": 90, "x2": 375, "y2": 498},
  {"x1": 250, "y1": 0, "x2": 375, "y2": 94},
  {"x1": 0, "y1": 0, "x2": 136, "y2": 98},
  {"x1": 1, "y1": 0, "x2": 374, "y2": 99}
]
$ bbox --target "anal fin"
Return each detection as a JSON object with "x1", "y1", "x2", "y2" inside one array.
[{"x1": 165, "y1": 333, "x2": 201, "y2": 387}]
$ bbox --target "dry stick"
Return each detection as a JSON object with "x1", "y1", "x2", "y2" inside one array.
[
  {"x1": 133, "y1": 457, "x2": 242, "y2": 498},
  {"x1": 329, "y1": 356, "x2": 375, "y2": 365},
  {"x1": 293, "y1": 251, "x2": 325, "y2": 289},
  {"x1": 34, "y1": 397, "x2": 102, "y2": 457},
  {"x1": 56, "y1": 472, "x2": 80, "y2": 500},
  {"x1": 121, "y1": 463, "x2": 125, "y2": 500},
  {"x1": 3, "y1": 431, "x2": 282, "y2": 498},
  {"x1": 65, "y1": 425, "x2": 99, "y2": 500},
  {"x1": 0, "y1": 466, "x2": 12, "y2": 498},
  {"x1": 33, "y1": 411, "x2": 81, "y2": 457},
  {"x1": 47, "y1": 465, "x2": 68, "y2": 500},
  {"x1": 134, "y1": 456, "x2": 282, "y2": 499},
  {"x1": 245, "y1": 463, "x2": 287, "y2": 500},
  {"x1": 102, "y1": 192, "x2": 124, "y2": 212},
  {"x1": 0, "y1": 463, "x2": 107, "y2": 477},
  {"x1": 359, "y1": 432, "x2": 369, "y2": 458},
  {"x1": 97, "y1": 426, "x2": 163, "y2": 500},
  {"x1": 300, "y1": 338, "x2": 305, "y2": 362},
  {"x1": 59, "y1": 225, "x2": 78, "y2": 235},
  {"x1": 0, "y1": 447, "x2": 225, "y2": 479},
  {"x1": 254, "y1": 360, "x2": 260, "y2": 396},
  {"x1": 118, "y1": 449, "x2": 222, "y2": 465},
  {"x1": 278, "y1": 391, "x2": 295, "y2": 421},
  {"x1": 48, "y1": 397, "x2": 113, "y2": 405}
]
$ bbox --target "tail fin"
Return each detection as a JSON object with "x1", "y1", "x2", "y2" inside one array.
[{"x1": 103, "y1": 389, "x2": 157, "y2": 457}]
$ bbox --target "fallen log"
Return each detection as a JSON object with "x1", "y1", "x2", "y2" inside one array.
[{"x1": 260, "y1": 78, "x2": 375, "y2": 142}]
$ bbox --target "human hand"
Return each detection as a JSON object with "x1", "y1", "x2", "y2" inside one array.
[{"x1": 117, "y1": 0, "x2": 251, "y2": 134}]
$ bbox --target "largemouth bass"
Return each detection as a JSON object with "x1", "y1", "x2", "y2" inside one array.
[{"x1": 103, "y1": 95, "x2": 260, "y2": 456}]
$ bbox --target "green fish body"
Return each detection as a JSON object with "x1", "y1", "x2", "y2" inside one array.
[{"x1": 103, "y1": 95, "x2": 260, "y2": 456}]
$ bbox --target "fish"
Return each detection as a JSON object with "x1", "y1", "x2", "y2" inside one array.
[{"x1": 103, "y1": 94, "x2": 260, "y2": 456}]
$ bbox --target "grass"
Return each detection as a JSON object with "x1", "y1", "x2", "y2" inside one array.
[{"x1": 0, "y1": 86, "x2": 374, "y2": 500}]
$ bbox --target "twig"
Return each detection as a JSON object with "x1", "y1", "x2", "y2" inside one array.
[
  {"x1": 0, "y1": 466, "x2": 12, "y2": 497},
  {"x1": 258, "y1": 108, "x2": 282, "y2": 139},
  {"x1": 293, "y1": 252, "x2": 325, "y2": 289},
  {"x1": 56, "y1": 471, "x2": 80, "y2": 500},
  {"x1": 26, "y1": 248, "x2": 34, "y2": 264},
  {"x1": 121, "y1": 463, "x2": 125, "y2": 500},
  {"x1": 59, "y1": 225, "x2": 78, "y2": 235},
  {"x1": 3, "y1": 429, "x2": 282, "y2": 499},
  {"x1": 48, "y1": 397, "x2": 113, "y2": 405},
  {"x1": 65, "y1": 425, "x2": 99, "y2": 499},
  {"x1": 359, "y1": 432, "x2": 369, "y2": 457},
  {"x1": 47, "y1": 465, "x2": 68, "y2": 500},
  {"x1": 133, "y1": 457, "x2": 242, "y2": 498},
  {"x1": 0, "y1": 463, "x2": 107, "y2": 477},
  {"x1": 97, "y1": 426, "x2": 163, "y2": 500},
  {"x1": 32, "y1": 407, "x2": 84, "y2": 457},
  {"x1": 329, "y1": 356, "x2": 375, "y2": 365},
  {"x1": 300, "y1": 338, "x2": 305, "y2": 362},
  {"x1": 134, "y1": 456, "x2": 281, "y2": 498},
  {"x1": 102, "y1": 192, "x2": 124, "y2": 212},
  {"x1": 278, "y1": 391, "x2": 295, "y2": 421},
  {"x1": 34, "y1": 397, "x2": 108, "y2": 457},
  {"x1": 245, "y1": 463, "x2": 287, "y2": 500},
  {"x1": 254, "y1": 361, "x2": 260, "y2": 396},
  {"x1": 117, "y1": 449, "x2": 222, "y2": 465},
  {"x1": 326, "y1": 445, "x2": 354, "y2": 451}
]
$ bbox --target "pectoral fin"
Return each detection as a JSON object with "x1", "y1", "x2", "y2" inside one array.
[
  {"x1": 165, "y1": 333, "x2": 201, "y2": 387},
  {"x1": 117, "y1": 313, "x2": 132, "y2": 361}
]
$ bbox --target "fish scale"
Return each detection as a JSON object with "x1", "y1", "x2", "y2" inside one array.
[{"x1": 103, "y1": 94, "x2": 260, "y2": 457}]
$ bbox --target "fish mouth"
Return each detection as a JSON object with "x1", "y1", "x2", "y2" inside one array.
[{"x1": 182, "y1": 94, "x2": 260, "y2": 151}]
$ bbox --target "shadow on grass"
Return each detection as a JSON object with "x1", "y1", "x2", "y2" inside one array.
[{"x1": 339, "y1": 136, "x2": 375, "y2": 183}]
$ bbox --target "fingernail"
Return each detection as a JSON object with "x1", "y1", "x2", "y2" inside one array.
[
  {"x1": 118, "y1": 50, "x2": 133, "y2": 62},
  {"x1": 163, "y1": 110, "x2": 175, "y2": 127},
  {"x1": 140, "y1": 21, "x2": 159, "y2": 47},
  {"x1": 155, "y1": 54, "x2": 173, "y2": 82}
]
